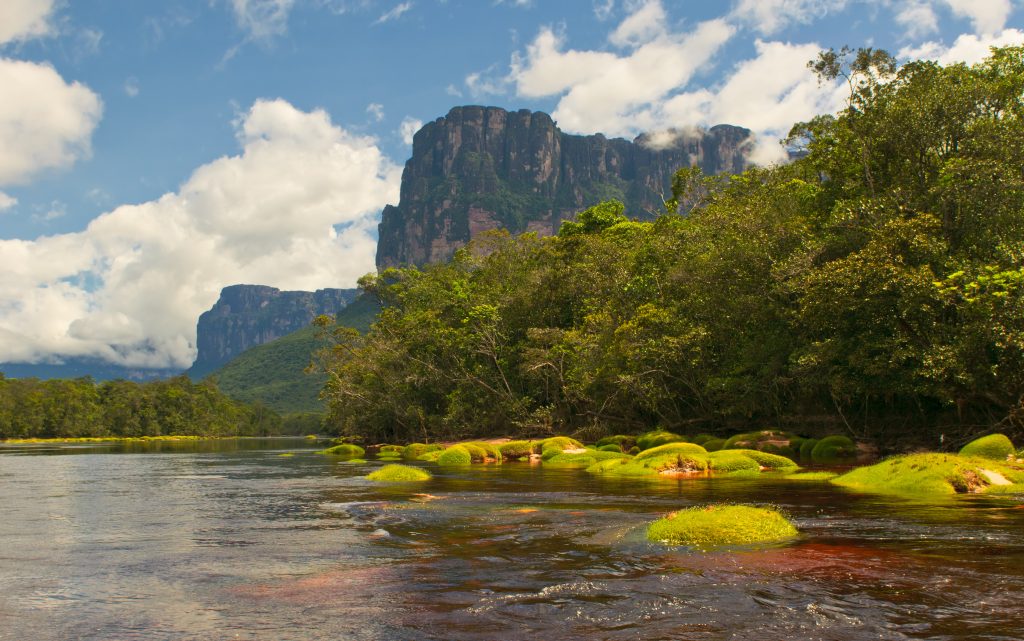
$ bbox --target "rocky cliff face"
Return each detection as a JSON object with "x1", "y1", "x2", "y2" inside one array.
[
  {"x1": 376, "y1": 106, "x2": 752, "y2": 268},
  {"x1": 187, "y1": 285, "x2": 357, "y2": 378}
]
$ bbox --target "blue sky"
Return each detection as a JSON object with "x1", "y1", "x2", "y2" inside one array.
[{"x1": 0, "y1": 0, "x2": 1021, "y2": 370}]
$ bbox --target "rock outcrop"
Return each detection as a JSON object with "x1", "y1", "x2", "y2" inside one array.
[
  {"x1": 376, "y1": 106, "x2": 752, "y2": 268},
  {"x1": 187, "y1": 285, "x2": 357, "y2": 378}
]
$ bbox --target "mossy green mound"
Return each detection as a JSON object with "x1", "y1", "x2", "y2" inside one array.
[
  {"x1": 317, "y1": 443, "x2": 366, "y2": 457},
  {"x1": 635, "y1": 442, "x2": 708, "y2": 460},
  {"x1": 437, "y1": 445, "x2": 473, "y2": 466},
  {"x1": 402, "y1": 443, "x2": 444, "y2": 460},
  {"x1": 595, "y1": 434, "x2": 637, "y2": 450},
  {"x1": 499, "y1": 440, "x2": 534, "y2": 458},
  {"x1": 799, "y1": 438, "x2": 819, "y2": 461},
  {"x1": 689, "y1": 433, "x2": 717, "y2": 446},
  {"x1": 647, "y1": 505, "x2": 798, "y2": 548},
  {"x1": 545, "y1": 450, "x2": 631, "y2": 467},
  {"x1": 366, "y1": 464, "x2": 432, "y2": 482},
  {"x1": 378, "y1": 445, "x2": 404, "y2": 455},
  {"x1": 811, "y1": 435, "x2": 856, "y2": 462},
  {"x1": 784, "y1": 471, "x2": 838, "y2": 481},
  {"x1": 959, "y1": 434, "x2": 1015, "y2": 461},
  {"x1": 588, "y1": 450, "x2": 708, "y2": 477},
  {"x1": 702, "y1": 437, "x2": 725, "y2": 452},
  {"x1": 598, "y1": 443, "x2": 624, "y2": 452},
  {"x1": 537, "y1": 436, "x2": 584, "y2": 460},
  {"x1": 707, "y1": 451, "x2": 762, "y2": 473},
  {"x1": 417, "y1": 450, "x2": 444, "y2": 462},
  {"x1": 831, "y1": 453, "x2": 1024, "y2": 496},
  {"x1": 464, "y1": 442, "x2": 502, "y2": 461},
  {"x1": 636, "y1": 430, "x2": 686, "y2": 451},
  {"x1": 728, "y1": 449, "x2": 798, "y2": 470}
]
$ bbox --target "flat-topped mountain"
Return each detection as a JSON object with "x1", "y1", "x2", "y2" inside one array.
[
  {"x1": 376, "y1": 106, "x2": 752, "y2": 268},
  {"x1": 187, "y1": 285, "x2": 357, "y2": 379}
]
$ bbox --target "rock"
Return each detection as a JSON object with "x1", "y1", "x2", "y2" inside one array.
[{"x1": 376, "y1": 106, "x2": 753, "y2": 268}]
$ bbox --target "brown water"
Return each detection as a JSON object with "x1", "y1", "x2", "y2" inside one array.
[{"x1": 1, "y1": 439, "x2": 1022, "y2": 641}]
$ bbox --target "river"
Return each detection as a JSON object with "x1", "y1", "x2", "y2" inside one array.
[{"x1": 0, "y1": 438, "x2": 1022, "y2": 640}]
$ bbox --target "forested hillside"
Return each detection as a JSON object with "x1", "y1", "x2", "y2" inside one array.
[
  {"x1": 0, "y1": 375, "x2": 280, "y2": 439},
  {"x1": 313, "y1": 48, "x2": 1024, "y2": 450}
]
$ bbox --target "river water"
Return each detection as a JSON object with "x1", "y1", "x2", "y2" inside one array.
[{"x1": 0, "y1": 438, "x2": 1022, "y2": 641}]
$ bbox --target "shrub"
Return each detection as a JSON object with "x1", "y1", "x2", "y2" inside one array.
[
  {"x1": 366, "y1": 464, "x2": 432, "y2": 482},
  {"x1": 647, "y1": 505, "x2": 798, "y2": 548},
  {"x1": 959, "y1": 434, "x2": 1015, "y2": 461}
]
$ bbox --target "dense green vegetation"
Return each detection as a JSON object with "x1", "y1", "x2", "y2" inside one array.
[
  {"x1": 314, "y1": 48, "x2": 1024, "y2": 448},
  {"x1": 646, "y1": 505, "x2": 799, "y2": 548},
  {"x1": 209, "y1": 295, "x2": 380, "y2": 415},
  {"x1": 0, "y1": 374, "x2": 280, "y2": 439}
]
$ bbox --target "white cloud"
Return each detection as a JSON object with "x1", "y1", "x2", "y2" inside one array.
[
  {"x1": 899, "y1": 28, "x2": 1024, "y2": 64},
  {"x1": 366, "y1": 102, "x2": 385, "y2": 121},
  {"x1": 374, "y1": 2, "x2": 412, "y2": 24},
  {"x1": 593, "y1": 0, "x2": 615, "y2": 21},
  {"x1": 0, "y1": 99, "x2": 401, "y2": 369},
  {"x1": 0, "y1": 58, "x2": 103, "y2": 186},
  {"x1": 896, "y1": 1, "x2": 939, "y2": 39},
  {"x1": 0, "y1": 192, "x2": 16, "y2": 212},
  {"x1": 465, "y1": 65, "x2": 512, "y2": 97},
  {"x1": 510, "y1": 15, "x2": 735, "y2": 135},
  {"x1": 445, "y1": 83, "x2": 463, "y2": 97},
  {"x1": 941, "y1": 0, "x2": 1011, "y2": 36},
  {"x1": 0, "y1": 0, "x2": 57, "y2": 45},
  {"x1": 399, "y1": 116, "x2": 422, "y2": 145},
  {"x1": 731, "y1": 0, "x2": 847, "y2": 35},
  {"x1": 608, "y1": 0, "x2": 666, "y2": 48},
  {"x1": 229, "y1": 0, "x2": 296, "y2": 39}
]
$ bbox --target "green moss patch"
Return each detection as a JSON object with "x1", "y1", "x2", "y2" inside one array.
[
  {"x1": 437, "y1": 445, "x2": 472, "y2": 465},
  {"x1": 702, "y1": 437, "x2": 725, "y2": 452},
  {"x1": 959, "y1": 434, "x2": 1015, "y2": 461},
  {"x1": 647, "y1": 505, "x2": 798, "y2": 549},
  {"x1": 499, "y1": 440, "x2": 535, "y2": 458},
  {"x1": 707, "y1": 451, "x2": 762, "y2": 473},
  {"x1": 595, "y1": 434, "x2": 637, "y2": 450},
  {"x1": 317, "y1": 443, "x2": 366, "y2": 457},
  {"x1": 635, "y1": 442, "x2": 708, "y2": 460},
  {"x1": 811, "y1": 435, "x2": 856, "y2": 462},
  {"x1": 728, "y1": 449, "x2": 798, "y2": 470},
  {"x1": 366, "y1": 464, "x2": 432, "y2": 482},
  {"x1": 636, "y1": 430, "x2": 686, "y2": 451},
  {"x1": 831, "y1": 453, "x2": 1024, "y2": 496},
  {"x1": 784, "y1": 471, "x2": 838, "y2": 481},
  {"x1": 537, "y1": 436, "x2": 585, "y2": 460},
  {"x1": 402, "y1": 443, "x2": 444, "y2": 460},
  {"x1": 545, "y1": 450, "x2": 631, "y2": 467}
]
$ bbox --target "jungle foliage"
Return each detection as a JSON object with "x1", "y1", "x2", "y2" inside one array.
[
  {"x1": 313, "y1": 48, "x2": 1024, "y2": 448},
  {"x1": 0, "y1": 374, "x2": 281, "y2": 439}
]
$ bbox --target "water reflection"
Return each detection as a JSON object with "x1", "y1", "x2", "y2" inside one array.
[{"x1": 0, "y1": 440, "x2": 1021, "y2": 640}]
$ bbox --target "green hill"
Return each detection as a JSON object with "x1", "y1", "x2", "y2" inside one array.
[{"x1": 208, "y1": 295, "x2": 379, "y2": 414}]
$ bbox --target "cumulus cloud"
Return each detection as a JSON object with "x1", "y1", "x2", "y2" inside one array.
[
  {"x1": 899, "y1": 28, "x2": 1024, "y2": 64},
  {"x1": 0, "y1": 99, "x2": 401, "y2": 369},
  {"x1": 0, "y1": 0, "x2": 57, "y2": 45},
  {"x1": 497, "y1": 2, "x2": 848, "y2": 164},
  {"x1": 0, "y1": 192, "x2": 16, "y2": 212},
  {"x1": 941, "y1": 0, "x2": 1011, "y2": 36},
  {"x1": 399, "y1": 116, "x2": 422, "y2": 145},
  {"x1": 896, "y1": 1, "x2": 940, "y2": 39},
  {"x1": 511, "y1": 14, "x2": 735, "y2": 135},
  {"x1": 0, "y1": 58, "x2": 103, "y2": 186},
  {"x1": 731, "y1": 0, "x2": 848, "y2": 36}
]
